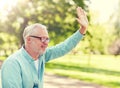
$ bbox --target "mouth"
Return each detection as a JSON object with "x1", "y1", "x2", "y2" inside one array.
[{"x1": 41, "y1": 45, "x2": 47, "y2": 50}]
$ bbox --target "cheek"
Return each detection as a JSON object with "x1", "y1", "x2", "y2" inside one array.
[
  {"x1": 35, "y1": 43, "x2": 42, "y2": 49},
  {"x1": 32, "y1": 41, "x2": 47, "y2": 51},
  {"x1": 31, "y1": 41, "x2": 41, "y2": 49}
]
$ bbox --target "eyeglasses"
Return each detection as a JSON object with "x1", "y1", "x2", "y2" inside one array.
[{"x1": 30, "y1": 35, "x2": 50, "y2": 43}]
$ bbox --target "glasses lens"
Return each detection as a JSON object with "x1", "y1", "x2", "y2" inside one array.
[
  {"x1": 41, "y1": 37, "x2": 50, "y2": 43},
  {"x1": 30, "y1": 36, "x2": 50, "y2": 43}
]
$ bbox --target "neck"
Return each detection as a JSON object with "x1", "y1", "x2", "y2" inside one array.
[{"x1": 24, "y1": 46, "x2": 40, "y2": 60}]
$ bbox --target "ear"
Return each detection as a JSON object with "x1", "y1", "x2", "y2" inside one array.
[{"x1": 26, "y1": 36, "x2": 31, "y2": 44}]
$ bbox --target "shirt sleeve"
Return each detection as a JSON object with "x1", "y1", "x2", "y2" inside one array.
[
  {"x1": 45, "y1": 30, "x2": 84, "y2": 62},
  {"x1": 1, "y1": 59, "x2": 22, "y2": 88}
]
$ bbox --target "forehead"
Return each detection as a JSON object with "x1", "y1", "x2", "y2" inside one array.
[{"x1": 34, "y1": 27, "x2": 49, "y2": 37}]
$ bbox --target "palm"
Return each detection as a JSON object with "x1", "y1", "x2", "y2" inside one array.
[{"x1": 76, "y1": 7, "x2": 88, "y2": 28}]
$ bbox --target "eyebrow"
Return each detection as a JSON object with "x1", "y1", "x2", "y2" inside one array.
[{"x1": 30, "y1": 35, "x2": 49, "y2": 38}]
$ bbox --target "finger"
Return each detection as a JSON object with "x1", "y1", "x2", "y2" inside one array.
[
  {"x1": 77, "y1": 7, "x2": 81, "y2": 17},
  {"x1": 76, "y1": 18, "x2": 82, "y2": 25},
  {"x1": 77, "y1": 7, "x2": 85, "y2": 18},
  {"x1": 77, "y1": 8, "x2": 87, "y2": 22},
  {"x1": 76, "y1": 18, "x2": 88, "y2": 27}
]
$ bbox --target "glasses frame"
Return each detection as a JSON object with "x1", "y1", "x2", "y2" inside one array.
[{"x1": 30, "y1": 35, "x2": 50, "y2": 43}]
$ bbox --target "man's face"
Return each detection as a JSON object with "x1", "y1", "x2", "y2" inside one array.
[{"x1": 29, "y1": 28, "x2": 49, "y2": 55}]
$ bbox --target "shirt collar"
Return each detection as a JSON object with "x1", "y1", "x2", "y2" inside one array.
[{"x1": 20, "y1": 46, "x2": 34, "y2": 63}]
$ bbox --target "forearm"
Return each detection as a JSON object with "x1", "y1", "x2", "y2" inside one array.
[{"x1": 45, "y1": 30, "x2": 84, "y2": 62}]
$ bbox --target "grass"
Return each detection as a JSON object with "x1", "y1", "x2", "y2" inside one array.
[{"x1": 45, "y1": 54, "x2": 120, "y2": 88}]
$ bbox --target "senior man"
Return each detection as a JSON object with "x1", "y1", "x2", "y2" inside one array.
[{"x1": 1, "y1": 7, "x2": 88, "y2": 88}]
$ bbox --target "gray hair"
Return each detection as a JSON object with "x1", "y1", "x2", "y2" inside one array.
[{"x1": 23, "y1": 23, "x2": 47, "y2": 42}]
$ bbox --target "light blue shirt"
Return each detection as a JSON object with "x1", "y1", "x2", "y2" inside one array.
[{"x1": 1, "y1": 31, "x2": 83, "y2": 88}]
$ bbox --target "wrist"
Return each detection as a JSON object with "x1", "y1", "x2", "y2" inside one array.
[{"x1": 79, "y1": 27, "x2": 86, "y2": 35}]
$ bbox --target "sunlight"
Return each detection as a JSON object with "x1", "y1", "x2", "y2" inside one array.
[
  {"x1": 0, "y1": 0, "x2": 19, "y2": 21},
  {"x1": 0, "y1": 0, "x2": 18, "y2": 18},
  {"x1": 89, "y1": 0, "x2": 119, "y2": 23}
]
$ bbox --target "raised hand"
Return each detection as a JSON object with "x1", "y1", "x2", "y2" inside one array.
[{"x1": 76, "y1": 7, "x2": 88, "y2": 34}]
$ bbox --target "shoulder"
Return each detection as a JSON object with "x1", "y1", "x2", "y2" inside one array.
[{"x1": 1, "y1": 50, "x2": 21, "y2": 69}]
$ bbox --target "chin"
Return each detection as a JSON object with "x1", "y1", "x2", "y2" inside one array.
[{"x1": 39, "y1": 50, "x2": 46, "y2": 55}]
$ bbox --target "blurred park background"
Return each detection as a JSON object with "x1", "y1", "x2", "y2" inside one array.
[{"x1": 0, "y1": 0, "x2": 120, "y2": 88}]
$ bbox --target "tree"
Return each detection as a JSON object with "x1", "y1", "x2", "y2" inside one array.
[
  {"x1": 108, "y1": 1, "x2": 120, "y2": 55},
  {"x1": 0, "y1": 0, "x2": 89, "y2": 56},
  {"x1": 114, "y1": 1, "x2": 120, "y2": 37}
]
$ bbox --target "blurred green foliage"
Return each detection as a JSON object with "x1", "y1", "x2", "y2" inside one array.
[
  {"x1": 114, "y1": 1, "x2": 120, "y2": 37},
  {"x1": 108, "y1": 0, "x2": 120, "y2": 55},
  {"x1": 0, "y1": 0, "x2": 118, "y2": 56},
  {"x1": 0, "y1": 0, "x2": 88, "y2": 45},
  {"x1": 0, "y1": 33, "x2": 18, "y2": 56},
  {"x1": 79, "y1": 25, "x2": 114, "y2": 54},
  {"x1": 0, "y1": 0, "x2": 89, "y2": 56}
]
